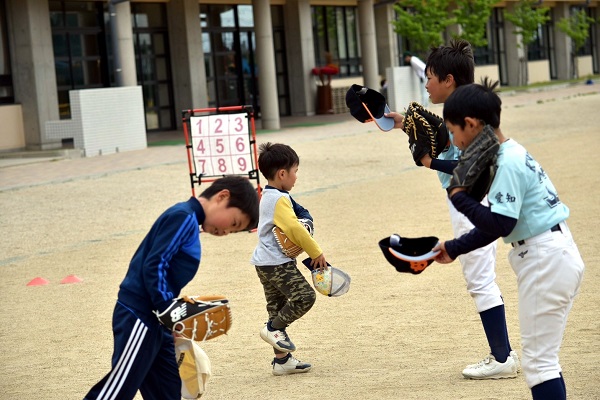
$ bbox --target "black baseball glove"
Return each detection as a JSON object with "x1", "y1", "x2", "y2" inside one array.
[
  {"x1": 447, "y1": 125, "x2": 500, "y2": 201},
  {"x1": 403, "y1": 102, "x2": 450, "y2": 166}
]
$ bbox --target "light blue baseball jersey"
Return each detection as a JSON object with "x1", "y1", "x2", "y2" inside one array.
[
  {"x1": 437, "y1": 133, "x2": 460, "y2": 189},
  {"x1": 488, "y1": 139, "x2": 569, "y2": 244}
]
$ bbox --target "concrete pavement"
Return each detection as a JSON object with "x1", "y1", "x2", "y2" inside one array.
[
  {"x1": 1, "y1": 81, "x2": 597, "y2": 192},
  {"x1": 0, "y1": 112, "x2": 354, "y2": 191}
]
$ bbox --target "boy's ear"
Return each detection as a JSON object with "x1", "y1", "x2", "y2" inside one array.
[
  {"x1": 445, "y1": 74, "x2": 456, "y2": 87},
  {"x1": 464, "y1": 116, "x2": 483, "y2": 132},
  {"x1": 216, "y1": 189, "x2": 231, "y2": 203}
]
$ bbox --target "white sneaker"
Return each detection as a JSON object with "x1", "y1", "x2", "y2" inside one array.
[
  {"x1": 462, "y1": 354, "x2": 518, "y2": 380},
  {"x1": 272, "y1": 354, "x2": 312, "y2": 376},
  {"x1": 510, "y1": 350, "x2": 521, "y2": 372},
  {"x1": 260, "y1": 324, "x2": 296, "y2": 352}
]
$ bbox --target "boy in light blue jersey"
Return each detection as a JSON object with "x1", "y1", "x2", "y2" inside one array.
[
  {"x1": 434, "y1": 78, "x2": 585, "y2": 400},
  {"x1": 388, "y1": 40, "x2": 518, "y2": 380}
]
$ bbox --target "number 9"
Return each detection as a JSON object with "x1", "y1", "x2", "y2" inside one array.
[{"x1": 238, "y1": 157, "x2": 247, "y2": 171}]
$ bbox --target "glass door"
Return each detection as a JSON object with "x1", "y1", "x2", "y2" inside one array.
[
  {"x1": 240, "y1": 30, "x2": 259, "y2": 112},
  {"x1": 201, "y1": 5, "x2": 287, "y2": 116},
  {"x1": 131, "y1": 3, "x2": 175, "y2": 131}
]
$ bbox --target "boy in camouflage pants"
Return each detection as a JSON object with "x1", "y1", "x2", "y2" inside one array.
[{"x1": 251, "y1": 142, "x2": 328, "y2": 376}]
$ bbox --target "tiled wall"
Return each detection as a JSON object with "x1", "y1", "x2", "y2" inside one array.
[{"x1": 46, "y1": 87, "x2": 147, "y2": 157}]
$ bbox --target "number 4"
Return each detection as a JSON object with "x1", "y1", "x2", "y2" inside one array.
[{"x1": 196, "y1": 139, "x2": 205, "y2": 153}]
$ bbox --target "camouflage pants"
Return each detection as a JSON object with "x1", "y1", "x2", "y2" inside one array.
[{"x1": 255, "y1": 261, "x2": 316, "y2": 326}]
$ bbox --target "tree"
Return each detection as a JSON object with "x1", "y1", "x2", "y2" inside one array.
[
  {"x1": 504, "y1": 0, "x2": 551, "y2": 85},
  {"x1": 452, "y1": 0, "x2": 500, "y2": 48},
  {"x1": 556, "y1": 8, "x2": 595, "y2": 79},
  {"x1": 391, "y1": 0, "x2": 456, "y2": 57}
]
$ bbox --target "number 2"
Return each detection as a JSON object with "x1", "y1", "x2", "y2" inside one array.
[{"x1": 214, "y1": 118, "x2": 223, "y2": 133}]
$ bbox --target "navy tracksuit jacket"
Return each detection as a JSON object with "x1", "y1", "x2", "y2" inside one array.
[{"x1": 85, "y1": 197, "x2": 204, "y2": 400}]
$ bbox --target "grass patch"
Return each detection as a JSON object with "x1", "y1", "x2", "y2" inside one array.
[
  {"x1": 286, "y1": 121, "x2": 337, "y2": 128},
  {"x1": 256, "y1": 119, "x2": 346, "y2": 134},
  {"x1": 499, "y1": 76, "x2": 598, "y2": 93},
  {"x1": 148, "y1": 140, "x2": 185, "y2": 147}
]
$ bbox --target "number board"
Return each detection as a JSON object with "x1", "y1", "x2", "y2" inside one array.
[{"x1": 190, "y1": 113, "x2": 253, "y2": 177}]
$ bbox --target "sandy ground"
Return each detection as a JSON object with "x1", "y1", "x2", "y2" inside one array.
[{"x1": 1, "y1": 84, "x2": 599, "y2": 400}]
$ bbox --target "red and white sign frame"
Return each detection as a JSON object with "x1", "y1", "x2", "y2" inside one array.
[{"x1": 182, "y1": 106, "x2": 261, "y2": 198}]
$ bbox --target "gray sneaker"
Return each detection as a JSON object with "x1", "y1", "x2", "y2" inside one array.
[
  {"x1": 272, "y1": 354, "x2": 312, "y2": 376},
  {"x1": 260, "y1": 323, "x2": 296, "y2": 352},
  {"x1": 462, "y1": 354, "x2": 518, "y2": 380}
]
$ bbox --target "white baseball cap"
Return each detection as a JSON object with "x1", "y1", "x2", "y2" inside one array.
[{"x1": 302, "y1": 258, "x2": 351, "y2": 297}]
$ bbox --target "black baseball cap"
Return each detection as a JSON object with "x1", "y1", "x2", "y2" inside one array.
[
  {"x1": 378, "y1": 234, "x2": 440, "y2": 274},
  {"x1": 345, "y1": 84, "x2": 395, "y2": 132}
]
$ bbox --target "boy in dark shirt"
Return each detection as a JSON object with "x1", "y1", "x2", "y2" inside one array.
[{"x1": 85, "y1": 175, "x2": 259, "y2": 400}]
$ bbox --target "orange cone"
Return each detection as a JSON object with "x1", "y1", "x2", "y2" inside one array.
[
  {"x1": 27, "y1": 277, "x2": 49, "y2": 286},
  {"x1": 60, "y1": 275, "x2": 83, "y2": 284}
]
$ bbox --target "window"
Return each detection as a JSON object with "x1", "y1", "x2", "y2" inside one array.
[
  {"x1": 49, "y1": 1, "x2": 108, "y2": 119},
  {"x1": 527, "y1": 17, "x2": 553, "y2": 62},
  {"x1": 201, "y1": 5, "x2": 289, "y2": 115},
  {"x1": 473, "y1": 17, "x2": 496, "y2": 66},
  {"x1": 312, "y1": 6, "x2": 360, "y2": 77},
  {"x1": 574, "y1": 7, "x2": 593, "y2": 57},
  {"x1": 526, "y1": 14, "x2": 555, "y2": 79},
  {"x1": 131, "y1": 3, "x2": 175, "y2": 131},
  {"x1": 0, "y1": 0, "x2": 13, "y2": 104}
]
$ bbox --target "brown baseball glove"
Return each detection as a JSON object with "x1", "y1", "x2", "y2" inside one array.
[{"x1": 272, "y1": 218, "x2": 314, "y2": 258}]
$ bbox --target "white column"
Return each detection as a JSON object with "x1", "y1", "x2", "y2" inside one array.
[
  {"x1": 503, "y1": 3, "x2": 523, "y2": 86},
  {"x1": 374, "y1": 4, "x2": 398, "y2": 79},
  {"x1": 284, "y1": 0, "x2": 315, "y2": 116},
  {"x1": 167, "y1": 0, "x2": 208, "y2": 121},
  {"x1": 253, "y1": 0, "x2": 280, "y2": 130},
  {"x1": 553, "y1": 4, "x2": 571, "y2": 80},
  {"x1": 8, "y1": 0, "x2": 61, "y2": 150},
  {"x1": 114, "y1": 1, "x2": 137, "y2": 87},
  {"x1": 357, "y1": 0, "x2": 379, "y2": 90},
  {"x1": 595, "y1": 8, "x2": 600, "y2": 75}
]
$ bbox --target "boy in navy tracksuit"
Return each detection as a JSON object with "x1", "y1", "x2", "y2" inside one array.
[{"x1": 85, "y1": 176, "x2": 259, "y2": 400}]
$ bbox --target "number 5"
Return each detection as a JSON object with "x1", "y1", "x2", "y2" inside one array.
[{"x1": 215, "y1": 138, "x2": 225, "y2": 153}]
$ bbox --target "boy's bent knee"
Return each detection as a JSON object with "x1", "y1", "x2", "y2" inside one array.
[{"x1": 289, "y1": 288, "x2": 316, "y2": 319}]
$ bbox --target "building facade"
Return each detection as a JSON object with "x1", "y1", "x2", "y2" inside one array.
[{"x1": 1, "y1": 0, "x2": 598, "y2": 151}]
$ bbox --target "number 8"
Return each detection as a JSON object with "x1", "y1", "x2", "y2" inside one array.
[{"x1": 217, "y1": 158, "x2": 227, "y2": 173}]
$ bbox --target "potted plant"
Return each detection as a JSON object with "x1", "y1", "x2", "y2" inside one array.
[{"x1": 312, "y1": 52, "x2": 339, "y2": 114}]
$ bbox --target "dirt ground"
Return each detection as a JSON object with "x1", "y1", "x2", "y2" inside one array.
[{"x1": 1, "y1": 84, "x2": 599, "y2": 400}]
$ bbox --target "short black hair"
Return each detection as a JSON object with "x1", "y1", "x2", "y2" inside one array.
[
  {"x1": 257, "y1": 142, "x2": 299, "y2": 181},
  {"x1": 443, "y1": 77, "x2": 502, "y2": 129},
  {"x1": 200, "y1": 175, "x2": 259, "y2": 230},
  {"x1": 425, "y1": 39, "x2": 474, "y2": 87}
]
